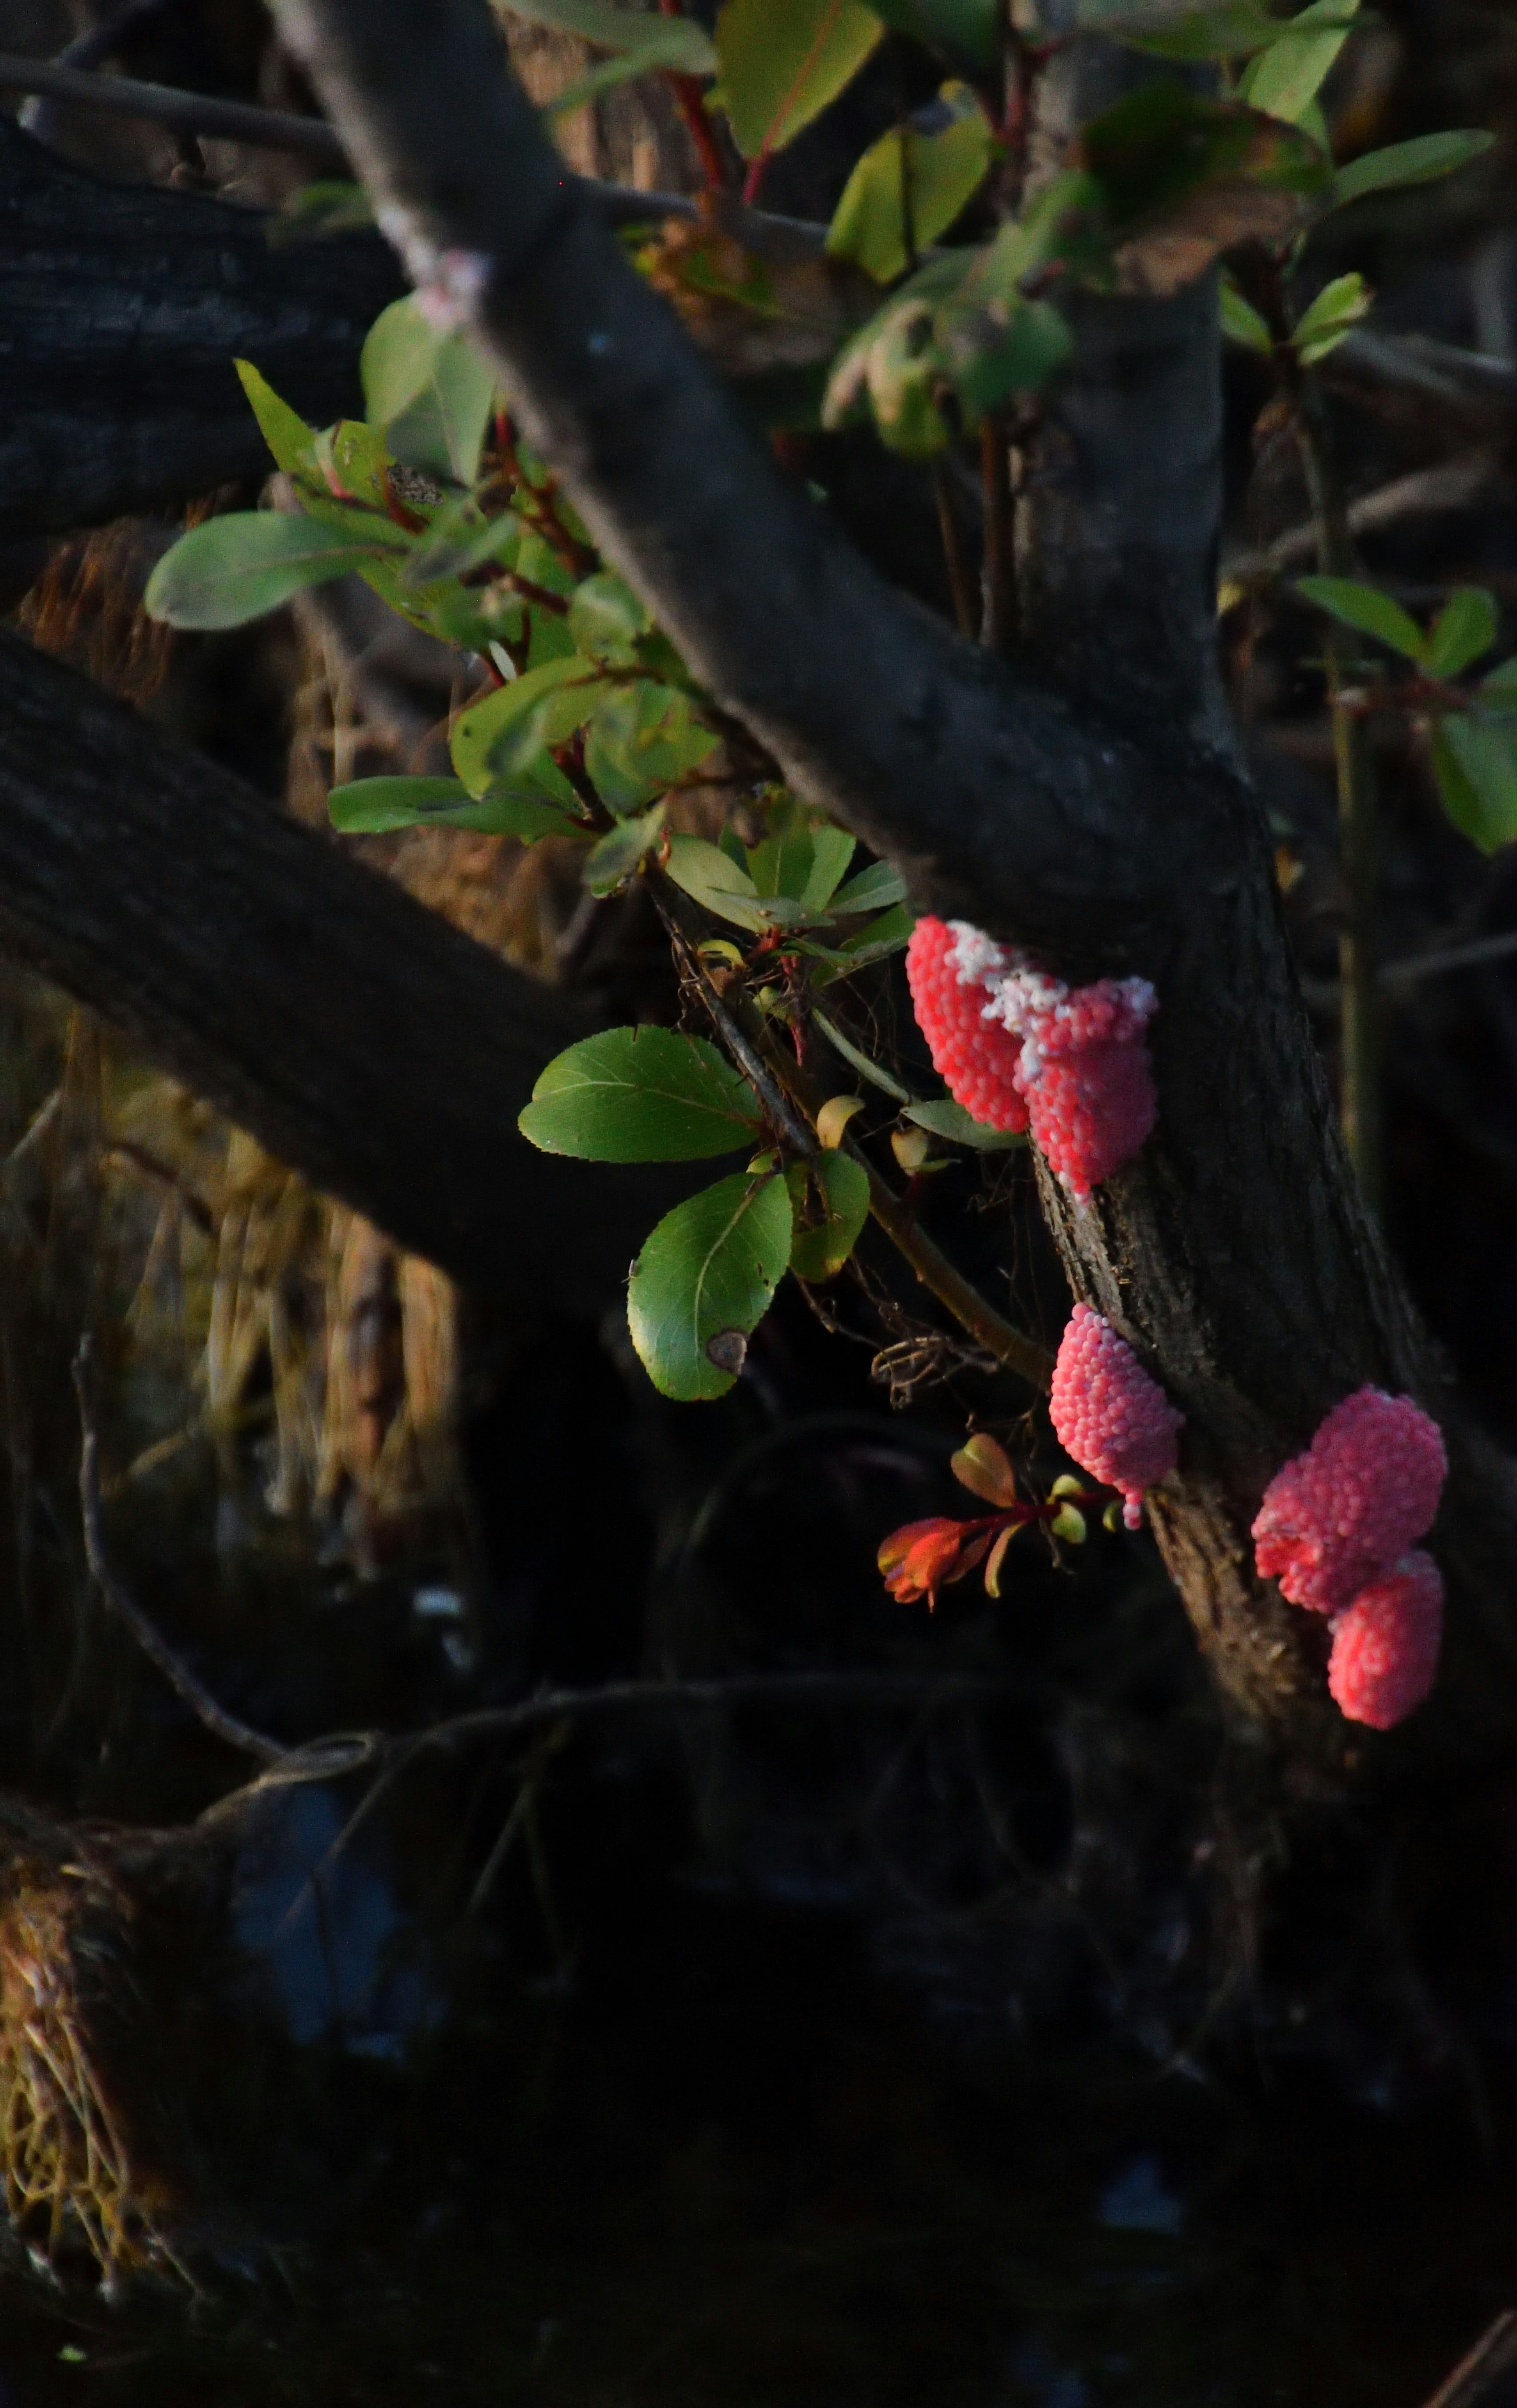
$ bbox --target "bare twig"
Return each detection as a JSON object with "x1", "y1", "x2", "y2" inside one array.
[
  {"x1": 1421, "y1": 2311, "x2": 1517, "y2": 2408},
  {"x1": 0, "y1": 52, "x2": 349, "y2": 164},
  {"x1": 72, "y1": 1337, "x2": 287, "y2": 1765},
  {"x1": 1222, "y1": 451, "x2": 1500, "y2": 587}
]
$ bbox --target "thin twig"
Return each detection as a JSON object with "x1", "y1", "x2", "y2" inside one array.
[
  {"x1": 979, "y1": 417, "x2": 1015, "y2": 654},
  {"x1": 0, "y1": 51, "x2": 349, "y2": 163},
  {"x1": 932, "y1": 464, "x2": 977, "y2": 639},
  {"x1": 72, "y1": 1337, "x2": 287, "y2": 1765},
  {"x1": 1222, "y1": 450, "x2": 1499, "y2": 587}
]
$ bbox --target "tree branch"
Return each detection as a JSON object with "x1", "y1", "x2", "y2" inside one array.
[
  {"x1": 264, "y1": 0, "x2": 1248, "y2": 977},
  {"x1": 0, "y1": 629, "x2": 686, "y2": 1309}
]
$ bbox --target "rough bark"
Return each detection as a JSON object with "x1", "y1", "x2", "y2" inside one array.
[
  {"x1": 0, "y1": 111, "x2": 403, "y2": 542},
  {"x1": 0, "y1": 629, "x2": 684, "y2": 1310},
  {"x1": 253, "y1": 0, "x2": 1517, "y2": 1761}
]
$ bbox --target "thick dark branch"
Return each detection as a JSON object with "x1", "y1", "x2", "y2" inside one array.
[
  {"x1": 0, "y1": 630, "x2": 683, "y2": 1308},
  {"x1": 0, "y1": 113, "x2": 403, "y2": 540},
  {"x1": 266, "y1": 0, "x2": 1246, "y2": 976}
]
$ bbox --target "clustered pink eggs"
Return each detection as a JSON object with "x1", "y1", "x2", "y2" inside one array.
[{"x1": 1048, "y1": 1304, "x2": 1183, "y2": 1530}]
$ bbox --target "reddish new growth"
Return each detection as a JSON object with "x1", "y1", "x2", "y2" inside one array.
[
  {"x1": 877, "y1": 1434, "x2": 1101, "y2": 1609},
  {"x1": 903, "y1": 917, "x2": 1157, "y2": 1195},
  {"x1": 903, "y1": 917, "x2": 1029, "y2": 1134},
  {"x1": 1328, "y1": 1551, "x2": 1444, "y2": 1731},
  {"x1": 1251, "y1": 1387, "x2": 1447, "y2": 1617},
  {"x1": 1048, "y1": 1304, "x2": 1183, "y2": 1530},
  {"x1": 1252, "y1": 1386, "x2": 1447, "y2": 1729}
]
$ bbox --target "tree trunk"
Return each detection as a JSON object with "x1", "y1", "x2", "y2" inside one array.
[
  {"x1": 0, "y1": 629, "x2": 685, "y2": 1311},
  {"x1": 0, "y1": 113, "x2": 403, "y2": 542}
]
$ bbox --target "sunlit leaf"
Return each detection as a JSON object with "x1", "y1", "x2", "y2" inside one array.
[
  {"x1": 951, "y1": 1431, "x2": 1018, "y2": 1507},
  {"x1": 628, "y1": 1172, "x2": 794, "y2": 1399},
  {"x1": 1294, "y1": 575, "x2": 1425, "y2": 662},
  {"x1": 826, "y1": 83, "x2": 995, "y2": 284},
  {"x1": 1331, "y1": 129, "x2": 1494, "y2": 211},
  {"x1": 1293, "y1": 269, "x2": 1372, "y2": 364},
  {"x1": 1220, "y1": 274, "x2": 1274, "y2": 352},
  {"x1": 715, "y1": 0, "x2": 884, "y2": 161},
  {"x1": 1237, "y1": 0, "x2": 1359, "y2": 126},
  {"x1": 790, "y1": 1149, "x2": 871, "y2": 1279},
  {"x1": 1423, "y1": 588, "x2": 1499, "y2": 681},
  {"x1": 143, "y1": 511, "x2": 391, "y2": 630},
  {"x1": 816, "y1": 1093, "x2": 866, "y2": 1147},
  {"x1": 519, "y1": 1026, "x2": 762, "y2": 1162},
  {"x1": 904, "y1": 1098, "x2": 1026, "y2": 1150}
]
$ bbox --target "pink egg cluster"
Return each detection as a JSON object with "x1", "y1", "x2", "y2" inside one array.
[
  {"x1": 1252, "y1": 1386, "x2": 1447, "y2": 1729},
  {"x1": 1049, "y1": 1303, "x2": 1184, "y2": 1529},
  {"x1": 903, "y1": 917, "x2": 1029, "y2": 1133},
  {"x1": 903, "y1": 917, "x2": 1157, "y2": 1196}
]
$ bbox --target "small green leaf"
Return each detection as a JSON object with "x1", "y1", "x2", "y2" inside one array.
[
  {"x1": 585, "y1": 682, "x2": 718, "y2": 813},
  {"x1": 362, "y1": 297, "x2": 497, "y2": 485},
  {"x1": 568, "y1": 572, "x2": 652, "y2": 665},
  {"x1": 665, "y1": 834, "x2": 803, "y2": 932},
  {"x1": 826, "y1": 83, "x2": 995, "y2": 285},
  {"x1": 1423, "y1": 587, "x2": 1500, "y2": 681},
  {"x1": 628, "y1": 1171, "x2": 794, "y2": 1399},
  {"x1": 1295, "y1": 575, "x2": 1426, "y2": 662},
  {"x1": 1237, "y1": 0, "x2": 1359, "y2": 126},
  {"x1": 234, "y1": 359, "x2": 317, "y2": 475},
  {"x1": 1292, "y1": 269, "x2": 1372, "y2": 364},
  {"x1": 800, "y1": 824, "x2": 858, "y2": 912},
  {"x1": 328, "y1": 774, "x2": 572, "y2": 840},
  {"x1": 904, "y1": 1098, "x2": 1026, "y2": 1150},
  {"x1": 1331, "y1": 129, "x2": 1494, "y2": 211},
  {"x1": 583, "y1": 801, "x2": 667, "y2": 896},
  {"x1": 519, "y1": 1026, "x2": 762, "y2": 1162},
  {"x1": 1220, "y1": 274, "x2": 1274, "y2": 353},
  {"x1": 144, "y1": 511, "x2": 388, "y2": 630},
  {"x1": 267, "y1": 179, "x2": 375, "y2": 242},
  {"x1": 450, "y1": 657, "x2": 603, "y2": 799},
  {"x1": 1431, "y1": 715, "x2": 1517, "y2": 855},
  {"x1": 404, "y1": 500, "x2": 520, "y2": 586},
  {"x1": 812, "y1": 1009, "x2": 916, "y2": 1102},
  {"x1": 715, "y1": 0, "x2": 885, "y2": 161},
  {"x1": 830, "y1": 860, "x2": 908, "y2": 916},
  {"x1": 495, "y1": 0, "x2": 715, "y2": 71},
  {"x1": 790, "y1": 1148, "x2": 871, "y2": 1281},
  {"x1": 952, "y1": 1431, "x2": 1018, "y2": 1506},
  {"x1": 808, "y1": 900, "x2": 917, "y2": 975},
  {"x1": 1049, "y1": 1502, "x2": 1088, "y2": 1543}
]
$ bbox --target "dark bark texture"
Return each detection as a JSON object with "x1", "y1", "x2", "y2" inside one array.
[
  {"x1": 261, "y1": 0, "x2": 1517, "y2": 1768},
  {"x1": 0, "y1": 113, "x2": 403, "y2": 541},
  {"x1": 0, "y1": 630, "x2": 685, "y2": 1311}
]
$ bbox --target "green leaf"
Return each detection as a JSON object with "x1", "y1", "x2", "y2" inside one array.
[
  {"x1": 1294, "y1": 575, "x2": 1426, "y2": 662},
  {"x1": 904, "y1": 1098, "x2": 1026, "y2": 1149},
  {"x1": 1431, "y1": 715, "x2": 1517, "y2": 855},
  {"x1": 267, "y1": 179, "x2": 375, "y2": 243},
  {"x1": 629, "y1": 1171, "x2": 794, "y2": 1400},
  {"x1": 790, "y1": 1149, "x2": 871, "y2": 1280},
  {"x1": 1237, "y1": 0, "x2": 1359, "y2": 126},
  {"x1": 1481, "y1": 658, "x2": 1517, "y2": 712},
  {"x1": 583, "y1": 801, "x2": 668, "y2": 896},
  {"x1": 1331, "y1": 129, "x2": 1494, "y2": 211},
  {"x1": 327, "y1": 774, "x2": 572, "y2": 839},
  {"x1": 568, "y1": 571, "x2": 652, "y2": 665},
  {"x1": 362, "y1": 297, "x2": 497, "y2": 485},
  {"x1": 143, "y1": 511, "x2": 389, "y2": 630},
  {"x1": 665, "y1": 834, "x2": 802, "y2": 932},
  {"x1": 493, "y1": 0, "x2": 715, "y2": 71},
  {"x1": 1110, "y1": 1, "x2": 1356, "y2": 59},
  {"x1": 1220, "y1": 273, "x2": 1274, "y2": 353},
  {"x1": 861, "y1": 0, "x2": 999, "y2": 72},
  {"x1": 714, "y1": 0, "x2": 885, "y2": 161},
  {"x1": 800, "y1": 824, "x2": 858, "y2": 912},
  {"x1": 585, "y1": 684, "x2": 719, "y2": 813},
  {"x1": 811, "y1": 1009, "x2": 916, "y2": 1102},
  {"x1": 830, "y1": 859, "x2": 908, "y2": 915},
  {"x1": 804, "y1": 901, "x2": 916, "y2": 976},
  {"x1": 1293, "y1": 269, "x2": 1372, "y2": 363},
  {"x1": 1424, "y1": 588, "x2": 1500, "y2": 681},
  {"x1": 450, "y1": 657, "x2": 605, "y2": 800},
  {"x1": 519, "y1": 1027, "x2": 761, "y2": 1163},
  {"x1": 826, "y1": 82, "x2": 995, "y2": 285},
  {"x1": 234, "y1": 360, "x2": 317, "y2": 476},
  {"x1": 403, "y1": 501, "x2": 521, "y2": 587}
]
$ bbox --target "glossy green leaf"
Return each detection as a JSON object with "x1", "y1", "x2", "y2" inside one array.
[
  {"x1": 1220, "y1": 275, "x2": 1274, "y2": 352},
  {"x1": 903, "y1": 1098, "x2": 1026, "y2": 1149},
  {"x1": 234, "y1": 360, "x2": 317, "y2": 476},
  {"x1": 1293, "y1": 269, "x2": 1372, "y2": 363},
  {"x1": 144, "y1": 511, "x2": 389, "y2": 630},
  {"x1": 629, "y1": 1171, "x2": 794, "y2": 1400},
  {"x1": 450, "y1": 657, "x2": 606, "y2": 800},
  {"x1": 327, "y1": 774, "x2": 572, "y2": 840},
  {"x1": 1237, "y1": 0, "x2": 1359, "y2": 126},
  {"x1": 1424, "y1": 588, "x2": 1500, "y2": 681},
  {"x1": 1295, "y1": 575, "x2": 1425, "y2": 662},
  {"x1": 862, "y1": 0, "x2": 999, "y2": 71},
  {"x1": 715, "y1": 0, "x2": 884, "y2": 161},
  {"x1": 826, "y1": 83, "x2": 994, "y2": 284},
  {"x1": 790, "y1": 1149, "x2": 871, "y2": 1280},
  {"x1": 584, "y1": 801, "x2": 668, "y2": 897},
  {"x1": 1431, "y1": 715, "x2": 1517, "y2": 855},
  {"x1": 519, "y1": 1026, "x2": 761, "y2": 1163},
  {"x1": 1331, "y1": 129, "x2": 1494, "y2": 210},
  {"x1": 493, "y1": 0, "x2": 715, "y2": 71}
]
